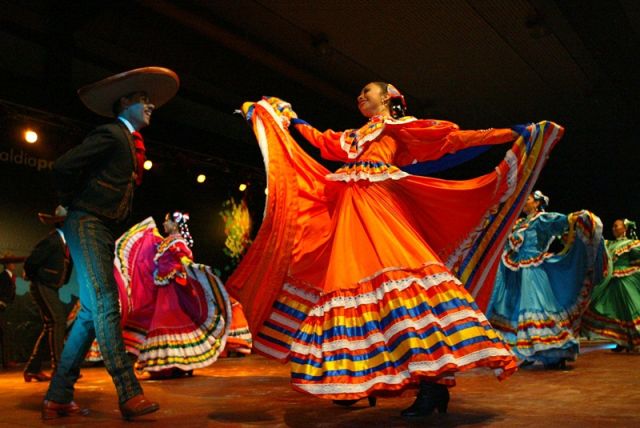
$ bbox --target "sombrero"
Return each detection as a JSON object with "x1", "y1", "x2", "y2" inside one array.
[
  {"x1": 38, "y1": 213, "x2": 66, "y2": 225},
  {"x1": 78, "y1": 66, "x2": 180, "y2": 117},
  {"x1": 0, "y1": 252, "x2": 26, "y2": 265},
  {"x1": 38, "y1": 206, "x2": 68, "y2": 225}
]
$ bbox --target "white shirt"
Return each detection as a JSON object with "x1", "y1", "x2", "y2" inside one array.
[
  {"x1": 117, "y1": 116, "x2": 135, "y2": 134},
  {"x1": 56, "y1": 228, "x2": 67, "y2": 245}
]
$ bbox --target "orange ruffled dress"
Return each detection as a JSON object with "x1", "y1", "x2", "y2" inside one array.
[{"x1": 228, "y1": 97, "x2": 563, "y2": 399}]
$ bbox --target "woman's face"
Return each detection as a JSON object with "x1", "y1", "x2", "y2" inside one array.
[
  {"x1": 163, "y1": 215, "x2": 178, "y2": 235},
  {"x1": 357, "y1": 83, "x2": 390, "y2": 118},
  {"x1": 612, "y1": 220, "x2": 627, "y2": 238},
  {"x1": 522, "y1": 195, "x2": 540, "y2": 215}
]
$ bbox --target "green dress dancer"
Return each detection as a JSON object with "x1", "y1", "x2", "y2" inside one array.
[{"x1": 582, "y1": 219, "x2": 640, "y2": 351}]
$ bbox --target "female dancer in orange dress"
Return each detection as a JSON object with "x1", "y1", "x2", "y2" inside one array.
[{"x1": 228, "y1": 82, "x2": 563, "y2": 417}]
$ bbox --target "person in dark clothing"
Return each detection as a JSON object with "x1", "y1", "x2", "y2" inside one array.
[
  {"x1": 42, "y1": 67, "x2": 179, "y2": 421},
  {"x1": 0, "y1": 255, "x2": 19, "y2": 369},
  {"x1": 0, "y1": 259, "x2": 17, "y2": 310},
  {"x1": 23, "y1": 212, "x2": 73, "y2": 382}
]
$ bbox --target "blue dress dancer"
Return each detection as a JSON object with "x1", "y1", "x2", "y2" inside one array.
[{"x1": 487, "y1": 191, "x2": 607, "y2": 369}]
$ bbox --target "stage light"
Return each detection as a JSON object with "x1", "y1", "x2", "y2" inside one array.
[
  {"x1": 24, "y1": 129, "x2": 38, "y2": 143},
  {"x1": 239, "y1": 183, "x2": 247, "y2": 192},
  {"x1": 265, "y1": 187, "x2": 268, "y2": 195},
  {"x1": 143, "y1": 160, "x2": 153, "y2": 170},
  {"x1": 197, "y1": 174, "x2": 207, "y2": 183}
]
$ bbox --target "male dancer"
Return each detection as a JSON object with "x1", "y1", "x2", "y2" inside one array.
[{"x1": 43, "y1": 67, "x2": 179, "y2": 420}]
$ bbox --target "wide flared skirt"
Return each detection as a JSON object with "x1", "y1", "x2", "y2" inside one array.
[
  {"x1": 582, "y1": 273, "x2": 640, "y2": 349},
  {"x1": 289, "y1": 263, "x2": 515, "y2": 399},
  {"x1": 115, "y1": 218, "x2": 232, "y2": 372},
  {"x1": 224, "y1": 297, "x2": 253, "y2": 355},
  {"x1": 261, "y1": 177, "x2": 518, "y2": 398},
  {"x1": 488, "y1": 266, "x2": 579, "y2": 363}
]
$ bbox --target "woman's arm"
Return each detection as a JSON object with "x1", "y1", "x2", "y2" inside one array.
[
  {"x1": 292, "y1": 120, "x2": 351, "y2": 162},
  {"x1": 262, "y1": 96, "x2": 350, "y2": 162},
  {"x1": 394, "y1": 119, "x2": 512, "y2": 165},
  {"x1": 154, "y1": 239, "x2": 192, "y2": 286},
  {"x1": 441, "y1": 128, "x2": 517, "y2": 154}
]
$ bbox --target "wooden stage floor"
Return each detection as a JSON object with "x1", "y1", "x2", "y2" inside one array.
[{"x1": 0, "y1": 342, "x2": 638, "y2": 427}]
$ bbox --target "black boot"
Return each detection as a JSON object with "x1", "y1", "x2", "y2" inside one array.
[{"x1": 401, "y1": 381, "x2": 449, "y2": 418}]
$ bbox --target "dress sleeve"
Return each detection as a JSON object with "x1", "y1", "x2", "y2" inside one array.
[
  {"x1": 444, "y1": 128, "x2": 517, "y2": 153},
  {"x1": 292, "y1": 121, "x2": 351, "y2": 162},
  {"x1": 538, "y1": 212, "x2": 569, "y2": 238},
  {"x1": 393, "y1": 120, "x2": 515, "y2": 165},
  {"x1": 154, "y1": 239, "x2": 192, "y2": 286},
  {"x1": 531, "y1": 212, "x2": 570, "y2": 253},
  {"x1": 629, "y1": 242, "x2": 640, "y2": 265},
  {"x1": 259, "y1": 96, "x2": 350, "y2": 162}
]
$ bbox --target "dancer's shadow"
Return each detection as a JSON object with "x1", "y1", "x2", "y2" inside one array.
[{"x1": 282, "y1": 400, "x2": 498, "y2": 428}]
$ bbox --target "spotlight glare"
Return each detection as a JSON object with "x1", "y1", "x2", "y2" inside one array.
[
  {"x1": 239, "y1": 183, "x2": 247, "y2": 192},
  {"x1": 24, "y1": 130, "x2": 38, "y2": 143},
  {"x1": 143, "y1": 160, "x2": 153, "y2": 170},
  {"x1": 197, "y1": 174, "x2": 207, "y2": 183}
]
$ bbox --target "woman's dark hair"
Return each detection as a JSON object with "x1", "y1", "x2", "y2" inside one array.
[
  {"x1": 166, "y1": 211, "x2": 194, "y2": 248},
  {"x1": 372, "y1": 81, "x2": 408, "y2": 119},
  {"x1": 531, "y1": 190, "x2": 549, "y2": 211},
  {"x1": 616, "y1": 218, "x2": 638, "y2": 240}
]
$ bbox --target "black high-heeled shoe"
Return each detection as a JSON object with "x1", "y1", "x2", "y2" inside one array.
[
  {"x1": 612, "y1": 344, "x2": 630, "y2": 353},
  {"x1": 401, "y1": 381, "x2": 449, "y2": 418},
  {"x1": 332, "y1": 396, "x2": 377, "y2": 407},
  {"x1": 172, "y1": 369, "x2": 193, "y2": 378}
]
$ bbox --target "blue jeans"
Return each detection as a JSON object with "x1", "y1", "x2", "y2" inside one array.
[{"x1": 46, "y1": 210, "x2": 142, "y2": 404}]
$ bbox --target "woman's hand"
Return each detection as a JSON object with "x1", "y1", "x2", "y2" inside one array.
[
  {"x1": 511, "y1": 123, "x2": 535, "y2": 140},
  {"x1": 264, "y1": 96, "x2": 298, "y2": 128}
]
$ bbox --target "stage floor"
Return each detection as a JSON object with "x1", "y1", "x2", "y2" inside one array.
[{"x1": 0, "y1": 342, "x2": 638, "y2": 427}]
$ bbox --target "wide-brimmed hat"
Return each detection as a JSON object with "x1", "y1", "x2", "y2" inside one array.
[
  {"x1": 0, "y1": 252, "x2": 26, "y2": 265},
  {"x1": 38, "y1": 206, "x2": 68, "y2": 225},
  {"x1": 78, "y1": 66, "x2": 180, "y2": 117},
  {"x1": 38, "y1": 213, "x2": 66, "y2": 225}
]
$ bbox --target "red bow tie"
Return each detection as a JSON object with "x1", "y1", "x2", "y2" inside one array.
[
  {"x1": 132, "y1": 131, "x2": 146, "y2": 185},
  {"x1": 132, "y1": 131, "x2": 145, "y2": 149}
]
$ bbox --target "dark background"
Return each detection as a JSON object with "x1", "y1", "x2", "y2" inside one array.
[{"x1": 1, "y1": 0, "x2": 639, "y2": 270}]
